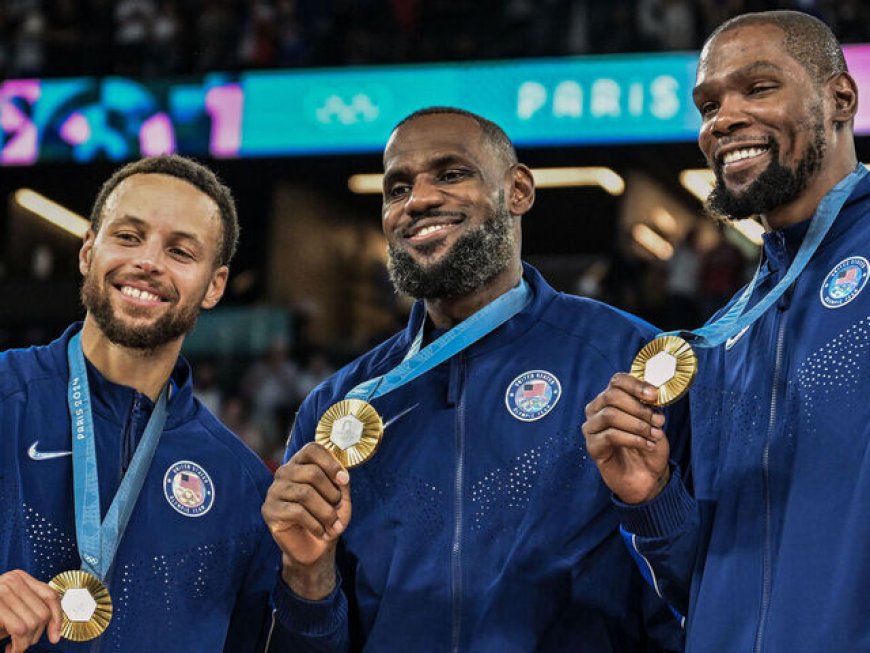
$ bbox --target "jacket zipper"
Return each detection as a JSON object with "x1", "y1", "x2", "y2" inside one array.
[
  {"x1": 451, "y1": 355, "x2": 466, "y2": 653},
  {"x1": 753, "y1": 314, "x2": 786, "y2": 653}
]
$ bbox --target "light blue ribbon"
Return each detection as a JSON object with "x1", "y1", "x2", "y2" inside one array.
[
  {"x1": 67, "y1": 332, "x2": 168, "y2": 580},
  {"x1": 346, "y1": 278, "x2": 532, "y2": 401},
  {"x1": 665, "y1": 164, "x2": 868, "y2": 348}
]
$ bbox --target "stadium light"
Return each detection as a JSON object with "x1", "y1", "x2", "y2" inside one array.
[
  {"x1": 14, "y1": 189, "x2": 89, "y2": 238},
  {"x1": 632, "y1": 223, "x2": 673, "y2": 260}
]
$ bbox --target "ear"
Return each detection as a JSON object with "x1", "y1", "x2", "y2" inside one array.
[
  {"x1": 829, "y1": 71, "x2": 858, "y2": 126},
  {"x1": 78, "y1": 229, "x2": 96, "y2": 277},
  {"x1": 508, "y1": 164, "x2": 535, "y2": 217},
  {"x1": 200, "y1": 265, "x2": 229, "y2": 310}
]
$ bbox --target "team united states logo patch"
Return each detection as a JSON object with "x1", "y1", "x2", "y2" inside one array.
[
  {"x1": 820, "y1": 256, "x2": 869, "y2": 308},
  {"x1": 505, "y1": 370, "x2": 561, "y2": 421},
  {"x1": 163, "y1": 461, "x2": 215, "y2": 517}
]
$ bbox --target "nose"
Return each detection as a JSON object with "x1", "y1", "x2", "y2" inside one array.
[
  {"x1": 404, "y1": 176, "x2": 444, "y2": 216},
  {"x1": 710, "y1": 92, "x2": 751, "y2": 136},
  {"x1": 134, "y1": 238, "x2": 166, "y2": 275}
]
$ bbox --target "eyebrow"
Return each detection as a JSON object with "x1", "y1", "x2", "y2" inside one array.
[
  {"x1": 694, "y1": 60, "x2": 785, "y2": 97},
  {"x1": 112, "y1": 214, "x2": 205, "y2": 246},
  {"x1": 382, "y1": 154, "x2": 472, "y2": 189}
]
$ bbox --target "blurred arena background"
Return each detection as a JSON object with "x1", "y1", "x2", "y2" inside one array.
[{"x1": 2, "y1": 0, "x2": 869, "y2": 466}]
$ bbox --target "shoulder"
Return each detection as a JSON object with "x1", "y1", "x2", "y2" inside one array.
[
  {"x1": 0, "y1": 338, "x2": 66, "y2": 402},
  {"x1": 539, "y1": 292, "x2": 657, "y2": 356}
]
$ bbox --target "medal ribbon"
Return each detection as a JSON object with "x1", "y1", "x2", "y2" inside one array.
[
  {"x1": 666, "y1": 164, "x2": 868, "y2": 348},
  {"x1": 346, "y1": 278, "x2": 532, "y2": 401},
  {"x1": 67, "y1": 332, "x2": 169, "y2": 580}
]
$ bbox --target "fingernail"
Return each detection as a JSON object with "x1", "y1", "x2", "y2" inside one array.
[
  {"x1": 336, "y1": 470, "x2": 349, "y2": 485},
  {"x1": 643, "y1": 386, "x2": 656, "y2": 400},
  {"x1": 332, "y1": 520, "x2": 345, "y2": 535},
  {"x1": 646, "y1": 439, "x2": 657, "y2": 450}
]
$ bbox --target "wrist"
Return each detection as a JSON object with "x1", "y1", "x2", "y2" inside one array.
[{"x1": 281, "y1": 553, "x2": 337, "y2": 601}]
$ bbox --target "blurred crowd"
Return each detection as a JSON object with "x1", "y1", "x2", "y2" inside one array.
[
  {"x1": 191, "y1": 338, "x2": 337, "y2": 469},
  {"x1": 1, "y1": 0, "x2": 869, "y2": 79}
]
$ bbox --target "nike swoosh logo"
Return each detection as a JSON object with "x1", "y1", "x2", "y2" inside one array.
[
  {"x1": 28, "y1": 441, "x2": 72, "y2": 461},
  {"x1": 725, "y1": 326, "x2": 750, "y2": 351}
]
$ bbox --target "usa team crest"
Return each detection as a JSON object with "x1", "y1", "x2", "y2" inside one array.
[
  {"x1": 163, "y1": 461, "x2": 215, "y2": 517},
  {"x1": 820, "y1": 256, "x2": 869, "y2": 308},
  {"x1": 505, "y1": 370, "x2": 561, "y2": 421}
]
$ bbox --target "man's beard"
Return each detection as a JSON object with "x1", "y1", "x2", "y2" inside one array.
[
  {"x1": 386, "y1": 194, "x2": 516, "y2": 299},
  {"x1": 81, "y1": 273, "x2": 202, "y2": 350},
  {"x1": 706, "y1": 110, "x2": 826, "y2": 220}
]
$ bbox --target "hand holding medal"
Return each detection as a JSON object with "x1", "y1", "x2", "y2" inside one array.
[{"x1": 585, "y1": 165, "x2": 868, "y2": 504}]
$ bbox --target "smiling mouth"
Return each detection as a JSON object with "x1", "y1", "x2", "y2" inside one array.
[
  {"x1": 117, "y1": 284, "x2": 167, "y2": 303},
  {"x1": 720, "y1": 146, "x2": 770, "y2": 166}
]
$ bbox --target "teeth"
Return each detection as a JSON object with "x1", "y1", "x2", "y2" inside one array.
[
  {"x1": 413, "y1": 224, "x2": 449, "y2": 238},
  {"x1": 121, "y1": 286, "x2": 160, "y2": 302},
  {"x1": 723, "y1": 147, "x2": 767, "y2": 165}
]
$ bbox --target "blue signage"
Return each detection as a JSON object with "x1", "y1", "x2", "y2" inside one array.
[{"x1": 2, "y1": 45, "x2": 867, "y2": 165}]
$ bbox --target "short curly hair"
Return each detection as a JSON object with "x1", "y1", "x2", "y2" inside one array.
[{"x1": 90, "y1": 155, "x2": 239, "y2": 266}]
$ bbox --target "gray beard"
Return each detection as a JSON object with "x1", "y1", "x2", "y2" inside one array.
[
  {"x1": 706, "y1": 110, "x2": 826, "y2": 220},
  {"x1": 387, "y1": 194, "x2": 516, "y2": 299}
]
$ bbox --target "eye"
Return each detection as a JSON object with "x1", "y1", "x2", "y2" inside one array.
[
  {"x1": 169, "y1": 247, "x2": 195, "y2": 261},
  {"x1": 385, "y1": 183, "x2": 410, "y2": 200},
  {"x1": 114, "y1": 231, "x2": 140, "y2": 244},
  {"x1": 699, "y1": 101, "x2": 718, "y2": 118},
  {"x1": 748, "y1": 82, "x2": 777, "y2": 95},
  {"x1": 440, "y1": 169, "x2": 470, "y2": 182}
]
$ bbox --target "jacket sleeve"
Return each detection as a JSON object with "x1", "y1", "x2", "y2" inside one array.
[
  {"x1": 267, "y1": 394, "x2": 352, "y2": 653},
  {"x1": 269, "y1": 572, "x2": 350, "y2": 653},
  {"x1": 615, "y1": 468, "x2": 700, "y2": 618}
]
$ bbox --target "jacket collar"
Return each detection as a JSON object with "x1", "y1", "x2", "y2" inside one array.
[
  {"x1": 51, "y1": 322, "x2": 197, "y2": 429},
  {"x1": 394, "y1": 262, "x2": 558, "y2": 359}
]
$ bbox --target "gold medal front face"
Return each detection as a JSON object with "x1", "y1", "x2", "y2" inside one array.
[
  {"x1": 315, "y1": 399, "x2": 384, "y2": 467},
  {"x1": 49, "y1": 570, "x2": 113, "y2": 641},
  {"x1": 630, "y1": 335, "x2": 697, "y2": 407}
]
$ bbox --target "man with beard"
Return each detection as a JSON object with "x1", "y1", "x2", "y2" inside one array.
[
  {"x1": 582, "y1": 11, "x2": 870, "y2": 653},
  {"x1": 262, "y1": 108, "x2": 684, "y2": 652},
  {"x1": 0, "y1": 155, "x2": 279, "y2": 652}
]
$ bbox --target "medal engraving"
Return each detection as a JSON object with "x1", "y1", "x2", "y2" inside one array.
[
  {"x1": 316, "y1": 399, "x2": 384, "y2": 467},
  {"x1": 330, "y1": 415, "x2": 364, "y2": 450},
  {"x1": 49, "y1": 570, "x2": 113, "y2": 641},
  {"x1": 630, "y1": 335, "x2": 697, "y2": 407},
  {"x1": 61, "y1": 588, "x2": 97, "y2": 622},
  {"x1": 643, "y1": 352, "x2": 678, "y2": 387}
]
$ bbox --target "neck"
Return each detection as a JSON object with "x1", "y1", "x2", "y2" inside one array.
[
  {"x1": 424, "y1": 261, "x2": 523, "y2": 329},
  {"x1": 762, "y1": 154, "x2": 858, "y2": 231},
  {"x1": 80, "y1": 316, "x2": 180, "y2": 401}
]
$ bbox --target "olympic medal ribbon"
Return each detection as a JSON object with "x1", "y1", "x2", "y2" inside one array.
[
  {"x1": 634, "y1": 164, "x2": 869, "y2": 406},
  {"x1": 60, "y1": 331, "x2": 170, "y2": 639},
  {"x1": 316, "y1": 278, "x2": 532, "y2": 465}
]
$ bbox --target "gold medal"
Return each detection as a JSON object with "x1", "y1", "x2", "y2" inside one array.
[
  {"x1": 48, "y1": 570, "x2": 113, "y2": 641},
  {"x1": 315, "y1": 399, "x2": 384, "y2": 467},
  {"x1": 630, "y1": 335, "x2": 697, "y2": 407}
]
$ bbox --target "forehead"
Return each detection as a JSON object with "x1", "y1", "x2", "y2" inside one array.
[
  {"x1": 104, "y1": 173, "x2": 220, "y2": 227},
  {"x1": 101, "y1": 173, "x2": 223, "y2": 252},
  {"x1": 696, "y1": 23, "x2": 802, "y2": 86},
  {"x1": 383, "y1": 114, "x2": 492, "y2": 170}
]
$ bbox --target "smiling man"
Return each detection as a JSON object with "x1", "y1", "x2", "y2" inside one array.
[
  {"x1": 582, "y1": 11, "x2": 870, "y2": 653},
  {"x1": 0, "y1": 156, "x2": 279, "y2": 652},
  {"x1": 262, "y1": 108, "x2": 685, "y2": 652}
]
